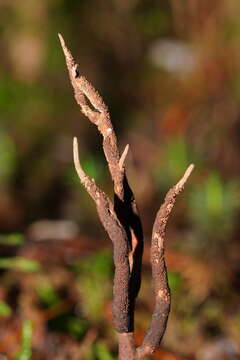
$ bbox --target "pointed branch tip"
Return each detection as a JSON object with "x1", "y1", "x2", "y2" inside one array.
[
  {"x1": 119, "y1": 144, "x2": 129, "y2": 169},
  {"x1": 73, "y1": 137, "x2": 81, "y2": 172},
  {"x1": 58, "y1": 33, "x2": 65, "y2": 47},
  {"x1": 176, "y1": 163, "x2": 194, "y2": 191},
  {"x1": 58, "y1": 33, "x2": 75, "y2": 69},
  {"x1": 73, "y1": 136, "x2": 78, "y2": 148}
]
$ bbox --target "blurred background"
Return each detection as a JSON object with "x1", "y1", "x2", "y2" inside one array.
[{"x1": 0, "y1": 0, "x2": 240, "y2": 359}]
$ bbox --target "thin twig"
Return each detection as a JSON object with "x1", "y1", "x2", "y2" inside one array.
[{"x1": 137, "y1": 164, "x2": 194, "y2": 358}]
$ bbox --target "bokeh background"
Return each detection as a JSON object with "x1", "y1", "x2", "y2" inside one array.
[{"x1": 0, "y1": 1, "x2": 240, "y2": 359}]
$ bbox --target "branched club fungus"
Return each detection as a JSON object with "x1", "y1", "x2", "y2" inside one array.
[{"x1": 59, "y1": 34, "x2": 194, "y2": 360}]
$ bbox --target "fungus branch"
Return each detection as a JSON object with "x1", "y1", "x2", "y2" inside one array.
[
  {"x1": 136, "y1": 164, "x2": 194, "y2": 358},
  {"x1": 60, "y1": 35, "x2": 194, "y2": 359}
]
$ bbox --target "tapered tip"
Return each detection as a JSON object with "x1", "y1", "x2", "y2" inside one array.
[
  {"x1": 176, "y1": 163, "x2": 194, "y2": 191},
  {"x1": 58, "y1": 33, "x2": 64, "y2": 46},
  {"x1": 58, "y1": 33, "x2": 75, "y2": 71},
  {"x1": 73, "y1": 136, "x2": 78, "y2": 148},
  {"x1": 185, "y1": 163, "x2": 194, "y2": 178},
  {"x1": 119, "y1": 144, "x2": 129, "y2": 169},
  {"x1": 73, "y1": 137, "x2": 79, "y2": 166}
]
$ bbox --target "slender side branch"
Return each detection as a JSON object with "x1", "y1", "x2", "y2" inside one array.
[
  {"x1": 119, "y1": 144, "x2": 129, "y2": 170},
  {"x1": 136, "y1": 164, "x2": 194, "y2": 358},
  {"x1": 73, "y1": 137, "x2": 132, "y2": 332}
]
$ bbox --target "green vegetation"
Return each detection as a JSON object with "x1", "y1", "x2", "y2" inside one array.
[
  {"x1": 0, "y1": 301, "x2": 12, "y2": 317},
  {"x1": 73, "y1": 251, "x2": 113, "y2": 321},
  {"x1": 15, "y1": 320, "x2": 32, "y2": 360},
  {"x1": 0, "y1": 257, "x2": 40, "y2": 272},
  {"x1": 0, "y1": 233, "x2": 25, "y2": 246}
]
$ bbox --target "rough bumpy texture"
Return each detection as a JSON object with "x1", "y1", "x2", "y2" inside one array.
[{"x1": 59, "y1": 34, "x2": 194, "y2": 359}]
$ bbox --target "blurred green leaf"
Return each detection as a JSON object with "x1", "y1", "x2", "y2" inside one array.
[
  {"x1": 94, "y1": 341, "x2": 116, "y2": 360},
  {"x1": 15, "y1": 320, "x2": 32, "y2": 360},
  {"x1": 48, "y1": 312, "x2": 87, "y2": 340},
  {"x1": 188, "y1": 172, "x2": 240, "y2": 246},
  {"x1": 81, "y1": 154, "x2": 105, "y2": 183},
  {"x1": 37, "y1": 283, "x2": 60, "y2": 308},
  {"x1": 0, "y1": 233, "x2": 25, "y2": 246},
  {"x1": 154, "y1": 136, "x2": 193, "y2": 191},
  {"x1": 66, "y1": 316, "x2": 87, "y2": 340},
  {"x1": 0, "y1": 130, "x2": 16, "y2": 180},
  {"x1": 0, "y1": 75, "x2": 27, "y2": 114},
  {"x1": 168, "y1": 271, "x2": 182, "y2": 293},
  {"x1": 73, "y1": 251, "x2": 112, "y2": 321},
  {"x1": 0, "y1": 257, "x2": 41, "y2": 273},
  {"x1": 206, "y1": 173, "x2": 223, "y2": 217},
  {"x1": 165, "y1": 136, "x2": 189, "y2": 179},
  {"x1": 0, "y1": 301, "x2": 12, "y2": 317},
  {"x1": 64, "y1": 153, "x2": 105, "y2": 188},
  {"x1": 72, "y1": 250, "x2": 112, "y2": 277},
  {"x1": 64, "y1": 164, "x2": 82, "y2": 187}
]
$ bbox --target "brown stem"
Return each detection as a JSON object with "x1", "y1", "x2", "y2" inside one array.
[{"x1": 118, "y1": 333, "x2": 136, "y2": 360}]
